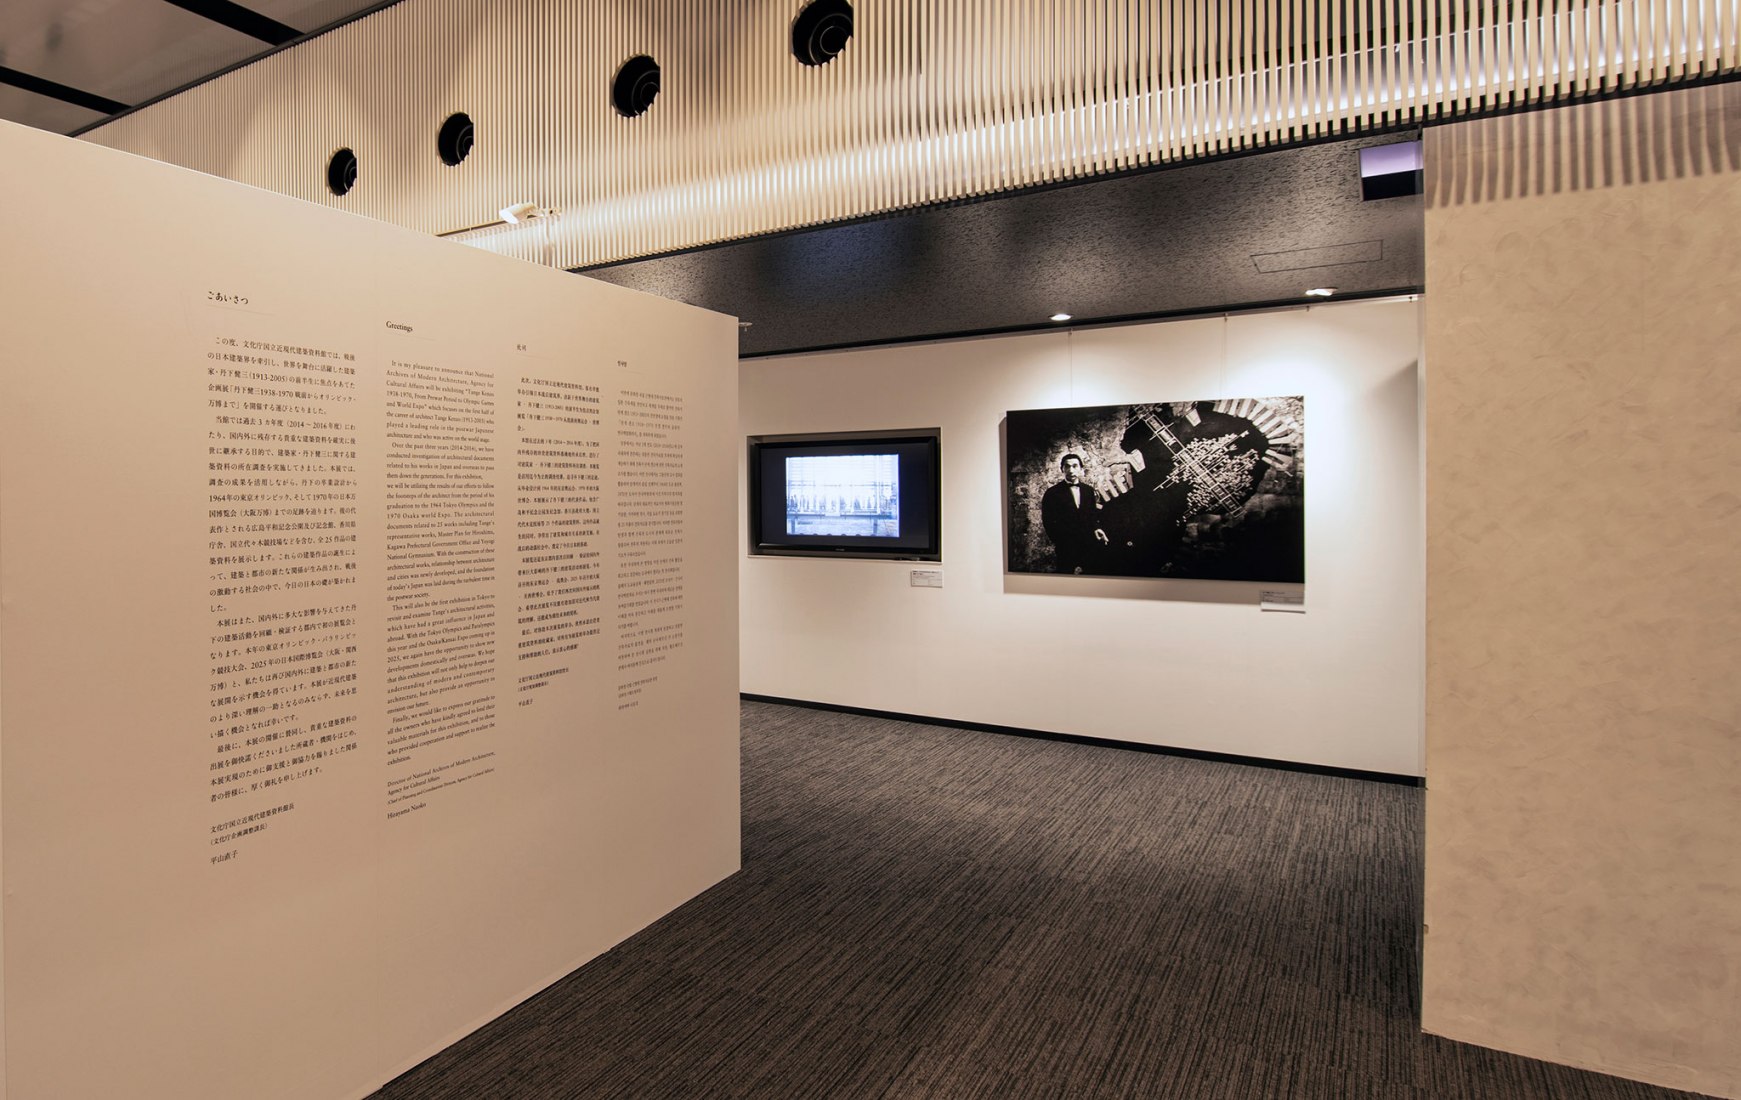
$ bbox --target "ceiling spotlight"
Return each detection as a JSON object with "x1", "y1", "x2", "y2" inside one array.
[
  {"x1": 1304, "y1": 287, "x2": 1336, "y2": 297},
  {"x1": 1049, "y1": 312, "x2": 1073, "y2": 322}
]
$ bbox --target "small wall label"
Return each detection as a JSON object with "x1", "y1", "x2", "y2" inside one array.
[{"x1": 1260, "y1": 589, "x2": 1305, "y2": 612}]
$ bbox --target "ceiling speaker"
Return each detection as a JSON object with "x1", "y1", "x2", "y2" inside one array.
[
  {"x1": 326, "y1": 147, "x2": 358, "y2": 196},
  {"x1": 792, "y1": 0, "x2": 853, "y2": 67},
  {"x1": 612, "y1": 56, "x2": 662, "y2": 118},
  {"x1": 437, "y1": 112, "x2": 475, "y2": 166}
]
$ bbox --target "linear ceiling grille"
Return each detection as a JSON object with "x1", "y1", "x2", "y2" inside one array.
[{"x1": 82, "y1": 0, "x2": 1740, "y2": 268}]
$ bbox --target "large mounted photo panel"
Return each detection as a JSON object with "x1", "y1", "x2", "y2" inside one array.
[{"x1": 1007, "y1": 397, "x2": 1305, "y2": 581}]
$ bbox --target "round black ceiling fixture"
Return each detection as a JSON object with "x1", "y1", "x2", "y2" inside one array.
[
  {"x1": 437, "y1": 112, "x2": 475, "y2": 166},
  {"x1": 611, "y1": 56, "x2": 661, "y2": 118},
  {"x1": 792, "y1": 0, "x2": 853, "y2": 66},
  {"x1": 326, "y1": 147, "x2": 358, "y2": 196}
]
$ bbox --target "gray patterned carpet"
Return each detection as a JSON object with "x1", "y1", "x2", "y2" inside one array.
[{"x1": 371, "y1": 700, "x2": 1709, "y2": 1099}]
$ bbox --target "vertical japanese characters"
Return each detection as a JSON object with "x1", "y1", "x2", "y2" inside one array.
[
  {"x1": 205, "y1": 336, "x2": 363, "y2": 862},
  {"x1": 614, "y1": 390, "x2": 687, "y2": 709},
  {"x1": 512, "y1": 377, "x2": 604, "y2": 704}
]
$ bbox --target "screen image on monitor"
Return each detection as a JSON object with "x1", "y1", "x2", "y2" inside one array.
[
  {"x1": 748, "y1": 430, "x2": 940, "y2": 560},
  {"x1": 784, "y1": 453, "x2": 901, "y2": 538}
]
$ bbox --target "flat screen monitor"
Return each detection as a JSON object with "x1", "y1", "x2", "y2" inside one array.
[{"x1": 748, "y1": 431, "x2": 941, "y2": 559}]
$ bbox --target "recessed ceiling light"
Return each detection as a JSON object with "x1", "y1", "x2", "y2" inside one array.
[
  {"x1": 1304, "y1": 287, "x2": 1336, "y2": 298},
  {"x1": 1049, "y1": 312, "x2": 1073, "y2": 322}
]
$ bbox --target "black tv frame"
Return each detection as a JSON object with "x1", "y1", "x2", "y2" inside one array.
[{"x1": 747, "y1": 428, "x2": 942, "y2": 561}]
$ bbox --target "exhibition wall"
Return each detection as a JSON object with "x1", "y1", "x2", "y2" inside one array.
[
  {"x1": 0, "y1": 121, "x2": 740, "y2": 1100},
  {"x1": 1421, "y1": 85, "x2": 1741, "y2": 1098},
  {"x1": 740, "y1": 298, "x2": 1424, "y2": 777}
]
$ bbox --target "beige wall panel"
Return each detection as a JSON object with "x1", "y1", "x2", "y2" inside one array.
[
  {"x1": 1422, "y1": 83, "x2": 1741, "y2": 1097},
  {"x1": 0, "y1": 121, "x2": 740, "y2": 1100}
]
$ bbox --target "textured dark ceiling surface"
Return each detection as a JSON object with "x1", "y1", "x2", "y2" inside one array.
[
  {"x1": 0, "y1": 0, "x2": 383, "y2": 134},
  {"x1": 585, "y1": 132, "x2": 1424, "y2": 358}
]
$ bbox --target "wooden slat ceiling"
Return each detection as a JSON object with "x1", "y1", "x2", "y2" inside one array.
[{"x1": 67, "y1": 0, "x2": 1741, "y2": 273}]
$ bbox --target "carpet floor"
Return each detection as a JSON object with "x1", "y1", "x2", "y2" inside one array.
[{"x1": 371, "y1": 700, "x2": 1710, "y2": 1100}]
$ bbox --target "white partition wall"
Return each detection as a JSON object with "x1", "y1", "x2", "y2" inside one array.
[
  {"x1": 740, "y1": 299, "x2": 1423, "y2": 777},
  {"x1": 0, "y1": 121, "x2": 739, "y2": 1100},
  {"x1": 1422, "y1": 85, "x2": 1741, "y2": 1098}
]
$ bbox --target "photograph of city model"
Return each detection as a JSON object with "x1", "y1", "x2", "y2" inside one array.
[{"x1": 1006, "y1": 396, "x2": 1305, "y2": 582}]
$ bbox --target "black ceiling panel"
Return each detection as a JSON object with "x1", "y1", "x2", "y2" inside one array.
[
  {"x1": 0, "y1": 65, "x2": 128, "y2": 114},
  {"x1": 583, "y1": 132, "x2": 1424, "y2": 357},
  {"x1": 162, "y1": 0, "x2": 301, "y2": 45}
]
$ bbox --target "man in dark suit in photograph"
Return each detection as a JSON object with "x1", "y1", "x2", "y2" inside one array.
[{"x1": 1040, "y1": 452, "x2": 1109, "y2": 574}]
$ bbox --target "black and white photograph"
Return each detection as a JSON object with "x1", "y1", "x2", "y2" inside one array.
[{"x1": 1007, "y1": 396, "x2": 1305, "y2": 581}]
